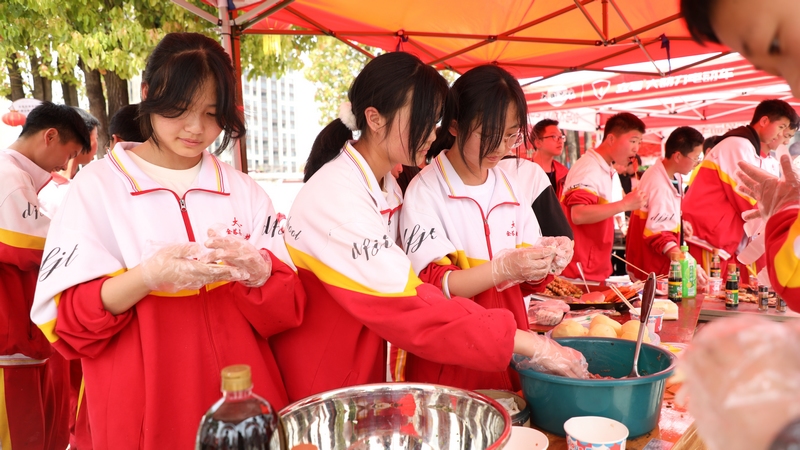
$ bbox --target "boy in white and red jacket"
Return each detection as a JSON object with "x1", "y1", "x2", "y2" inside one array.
[
  {"x1": 0, "y1": 102, "x2": 91, "y2": 450},
  {"x1": 626, "y1": 127, "x2": 705, "y2": 278},
  {"x1": 561, "y1": 113, "x2": 647, "y2": 281}
]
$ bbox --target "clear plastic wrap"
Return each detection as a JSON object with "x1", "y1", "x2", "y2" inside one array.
[
  {"x1": 737, "y1": 155, "x2": 800, "y2": 221},
  {"x1": 201, "y1": 229, "x2": 272, "y2": 287},
  {"x1": 528, "y1": 299, "x2": 570, "y2": 326},
  {"x1": 513, "y1": 331, "x2": 589, "y2": 379},
  {"x1": 140, "y1": 241, "x2": 248, "y2": 293},
  {"x1": 679, "y1": 317, "x2": 800, "y2": 450},
  {"x1": 537, "y1": 236, "x2": 574, "y2": 275}
]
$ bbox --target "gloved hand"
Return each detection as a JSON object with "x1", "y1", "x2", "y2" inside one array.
[
  {"x1": 514, "y1": 331, "x2": 589, "y2": 379},
  {"x1": 537, "y1": 236, "x2": 574, "y2": 275},
  {"x1": 491, "y1": 247, "x2": 555, "y2": 291},
  {"x1": 140, "y1": 241, "x2": 249, "y2": 293},
  {"x1": 737, "y1": 155, "x2": 800, "y2": 221},
  {"x1": 201, "y1": 229, "x2": 272, "y2": 287}
]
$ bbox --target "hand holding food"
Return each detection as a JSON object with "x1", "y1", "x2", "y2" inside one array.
[
  {"x1": 491, "y1": 247, "x2": 555, "y2": 291},
  {"x1": 140, "y1": 241, "x2": 249, "y2": 293},
  {"x1": 538, "y1": 236, "x2": 574, "y2": 275},
  {"x1": 621, "y1": 190, "x2": 647, "y2": 212},
  {"x1": 518, "y1": 331, "x2": 589, "y2": 378},
  {"x1": 202, "y1": 229, "x2": 272, "y2": 287}
]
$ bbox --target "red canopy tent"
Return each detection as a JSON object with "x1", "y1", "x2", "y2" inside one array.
[
  {"x1": 172, "y1": 0, "x2": 732, "y2": 171},
  {"x1": 524, "y1": 55, "x2": 799, "y2": 131}
]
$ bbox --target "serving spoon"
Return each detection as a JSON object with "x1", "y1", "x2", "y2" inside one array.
[{"x1": 628, "y1": 272, "x2": 656, "y2": 378}]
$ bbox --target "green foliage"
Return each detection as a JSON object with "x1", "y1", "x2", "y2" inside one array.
[
  {"x1": 304, "y1": 37, "x2": 374, "y2": 125},
  {"x1": 240, "y1": 33, "x2": 315, "y2": 80}
]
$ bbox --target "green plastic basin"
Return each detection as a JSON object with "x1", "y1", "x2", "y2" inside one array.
[{"x1": 512, "y1": 337, "x2": 676, "y2": 438}]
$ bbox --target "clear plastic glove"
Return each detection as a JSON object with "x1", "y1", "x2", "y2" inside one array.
[
  {"x1": 683, "y1": 220, "x2": 694, "y2": 239},
  {"x1": 513, "y1": 331, "x2": 589, "y2": 379},
  {"x1": 696, "y1": 265, "x2": 709, "y2": 292},
  {"x1": 492, "y1": 247, "x2": 555, "y2": 292},
  {"x1": 201, "y1": 229, "x2": 272, "y2": 287},
  {"x1": 537, "y1": 236, "x2": 574, "y2": 275},
  {"x1": 679, "y1": 317, "x2": 800, "y2": 450},
  {"x1": 620, "y1": 190, "x2": 647, "y2": 212},
  {"x1": 737, "y1": 155, "x2": 800, "y2": 221},
  {"x1": 140, "y1": 241, "x2": 249, "y2": 293}
]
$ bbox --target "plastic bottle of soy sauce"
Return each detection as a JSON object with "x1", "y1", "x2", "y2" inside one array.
[
  {"x1": 196, "y1": 365, "x2": 284, "y2": 450},
  {"x1": 668, "y1": 254, "x2": 683, "y2": 303},
  {"x1": 725, "y1": 264, "x2": 739, "y2": 310}
]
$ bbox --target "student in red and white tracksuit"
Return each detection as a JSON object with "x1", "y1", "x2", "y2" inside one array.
[
  {"x1": 531, "y1": 118, "x2": 570, "y2": 200},
  {"x1": 626, "y1": 127, "x2": 705, "y2": 278},
  {"x1": 1, "y1": 102, "x2": 92, "y2": 450},
  {"x1": 683, "y1": 101, "x2": 796, "y2": 273},
  {"x1": 397, "y1": 66, "x2": 574, "y2": 391},
  {"x1": 271, "y1": 54, "x2": 589, "y2": 403},
  {"x1": 561, "y1": 113, "x2": 647, "y2": 281},
  {"x1": 30, "y1": 34, "x2": 306, "y2": 450}
]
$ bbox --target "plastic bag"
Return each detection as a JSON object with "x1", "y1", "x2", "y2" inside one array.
[
  {"x1": 528, "y1": 299, "x2": 570, "y2": 326},
  {"x1": 679, "y1": 317, "x2": 800, "y2": 450},
  {"x1": 513, "y1": 331, "x2": 589, "y2": 379}
]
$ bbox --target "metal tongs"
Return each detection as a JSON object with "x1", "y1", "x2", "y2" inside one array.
[{"x1": 628, "y1": 272, "x2": 656, "y2": 378}]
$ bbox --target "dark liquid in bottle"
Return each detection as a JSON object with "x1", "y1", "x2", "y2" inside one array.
[{"x1": 198, "y1": 398, "x2": 281, "y2": 450}]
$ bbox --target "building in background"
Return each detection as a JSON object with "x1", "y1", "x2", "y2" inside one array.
[{"x1": 216, "y1": 71, "x2": 319, "y2": 178}]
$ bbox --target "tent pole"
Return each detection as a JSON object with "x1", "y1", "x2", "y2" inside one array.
[{"x1": 218, "y1": 1, "x2": 248, "y2": 173}]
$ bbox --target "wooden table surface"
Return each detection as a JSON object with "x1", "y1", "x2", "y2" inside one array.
[
  {"x1": 698, "y1": 294, "x2": 800, "y2": 322},
  {"x1": 526, "y1": 294, "x2": 705, "y2": 450}
]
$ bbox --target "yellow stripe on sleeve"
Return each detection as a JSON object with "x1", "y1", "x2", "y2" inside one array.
[
  {"x1": 287, "y1": 244, "x2": 422, "y2": 297},
  {"x1": 0, "y1": 368, "x2": 11, "y2": 450},
  {"x1": 699, "y1": 160, "x2": 756, "y2": 206},
  {"x1": 774, "y1": 214, "x2": 800, "y2": 288},
  {"x1": 0, "y1": 228, "x2": 45, "y2": 251}
]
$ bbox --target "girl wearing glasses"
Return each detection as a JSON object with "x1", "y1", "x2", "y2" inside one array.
[{"x1": 398, "y1": 65, "x2": 577, "y2": 391}]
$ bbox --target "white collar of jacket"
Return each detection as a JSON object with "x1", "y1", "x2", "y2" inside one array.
[
  {"x1": 340, "y1": 141, "x2": 402, "y2": 214},
  {"x1": 586, "y1": 148, "x2": 616, "y2": 179},
  {"x1": 2, "y1": 149, "x2": 52, "y2": 193},
  {"x1": 653, "y1": 159, "x2": 683, "y2": 198},
  {"x1": 105, "y1": 142, "x2": 229, "y2": 196},
  {"x1": 431, "y1": 150, "x2": 520, "y2": 207}
]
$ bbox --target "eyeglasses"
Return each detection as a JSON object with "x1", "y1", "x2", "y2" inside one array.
[
  {"x1": 540, "y1": 134, "x2": 566, "y2": 142},
  {"x1": 473, "y1": 129, "x2": 524, "y2": 149},
  {"x1": 683, "y1": 154, "x2": 702, "y2": 164}
]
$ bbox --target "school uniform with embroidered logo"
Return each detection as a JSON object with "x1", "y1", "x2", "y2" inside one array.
[
  {"x1": 561, "y1": 149, "x2": 618, "y2": 281},
  {"x1": 626, "y1": 160, "x2": 683, "y2": 278},
  {"x1": 271, "y1": 143, "x2": 519, "y2": 402},
  {"x1": 0, "y1": 149, "x2": 70, "y2": 450},
  {"x1": 398, "y1": 152, "x2": 550, "y2": 391},
  {"x1": 30, "y1": 143, "x2": 306, "y2": 450}
]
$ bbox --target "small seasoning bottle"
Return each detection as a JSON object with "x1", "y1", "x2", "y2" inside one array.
[
  {"x1": 725, "y1": 263, "x2": 739, "y2": 310},
  {"x1": 777, "y1": 294, "x2": 787, "y2": 313},
  {"x1": 668, "y1": 254, "x2": 682, "y2": 303},
  {"x1": 709, "y1": 249, "x2": 721, "y2": 279},
  {"x1": 758, "y1": 285, "x2": 769, "y2": 312}
]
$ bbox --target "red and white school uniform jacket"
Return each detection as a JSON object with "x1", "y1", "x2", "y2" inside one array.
[
  {"x1": 683, "y1": 126, "x2": 759, "y2": 258},
  {"x1": 626, "y1": 160, "x2": 682, "y2": 278},
  {"x1": 399, "y1": 152, "x2": 549, "y2": 391},
  {"x1": 270, "y1": 143, "x2": 518, "y2": 402},
  {"x1": 30, "y1": 143, "x2": 306, "y2": 450},
  {"x1": 764, "y1": 202, "x2": 800, "y2": 311},
  {"x1": 561, "y1": 149, "x2": 618, "y2": 281},
  {"x1": 39, "y1": 172, "x2": 71, "y2": 219},
  {"x1": 498, "y1": 158, "x2": 573, "y2": 239}
]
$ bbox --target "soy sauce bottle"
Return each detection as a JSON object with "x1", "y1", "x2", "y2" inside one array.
[
  {"x1": 668, "y1": 254, "x2": 682, "y2": 303},
  {"x1": 196, "y1": 365, "x2": 284, "y2": 450},
  {"x1": 725, "y1": 264, "x2": 739, "y2": 310},
  {"x1": 709, "y1": 249, "x2": 721, "y2": 279}
]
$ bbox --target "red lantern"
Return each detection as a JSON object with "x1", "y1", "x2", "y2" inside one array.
[{"x1": 2, "y1": 110, "x2": 26, "y2": 127}]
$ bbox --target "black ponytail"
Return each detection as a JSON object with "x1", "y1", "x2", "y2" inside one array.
[
  {"x1": 427, "y1": 125, "x2": 454, "y2": 161},
  {"x1": 304, "y1": 119, "x2": 353, "y2": 182},
  {"x1": 303, "y1": 52, "x2": 448, "y2": 182}
]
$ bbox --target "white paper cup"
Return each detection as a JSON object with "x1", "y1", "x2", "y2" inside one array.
[
  {"x1": 506, "y1": 426, "x2": 549, "y2": 450},
  {"x1": 629, "y1": 308, "x2": 664, "y2": 333},
  {"x1": 564, "y1": 416, "x2": 629, "y2": 450}
]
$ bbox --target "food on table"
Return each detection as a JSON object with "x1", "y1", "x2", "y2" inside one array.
[
  {"x1": 621, "y1": 330, "x2": 651, "y2": 343},
  {"x1": 544, "y1": 277, "x2": 584, "y2": 297},
  {"x1": 589, "y1": 323, "x2": 617, "y2": 338},
  {"x1": 579, "y1": 291, "x2": 606, "y2": 303},
  {"x1": 552, "y1": 319, "x2": 588, "y2": 338},
  {"x1": 591, "y1": 314, "x2": 623, "y2": 335},
  {"x1": 588, "y1": 373, "x2": 617, "y2": 380}
]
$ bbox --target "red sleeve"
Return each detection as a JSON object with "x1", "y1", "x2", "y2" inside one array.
[
  {"x1": 562, "y1": 189, "x2": 600, "y2": 208},
  {"x1": 765, "y1": 204, "x2": 800, "y2": 311},
  {"x1": 644, "y1": 231, "x2": 679, "y2": 255},
  {"x1": 54, "y1": 277, "x2": 134, "y2": 360},
  {"x1": 520, "y1": 274, "x2": 554, "y2": 296},
  {"x1": 0, "y1": 243, "x2": 42, "y2": 272},
  {"x1": 231, "y1": 250, "x2": 306, "y2": 338},
  {"x1": 418, "y1": 262, "x2": 458, "y2": 290}
]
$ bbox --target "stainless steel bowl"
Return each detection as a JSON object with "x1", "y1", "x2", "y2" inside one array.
[{"x1": 280, "y1": 383, "x2": 511, "y2": 450}]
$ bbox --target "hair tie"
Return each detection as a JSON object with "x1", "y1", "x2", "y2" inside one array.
[{"x1": 338, "y1": 101, "x2": 358, "y2": 131}]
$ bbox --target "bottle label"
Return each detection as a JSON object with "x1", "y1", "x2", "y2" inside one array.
[
  {"x1": 668, "y1": 281, "x2": 681, "y2": 300},
  {"x1": 726, "y1": 289, "x2": 739, "y2": 306}
]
